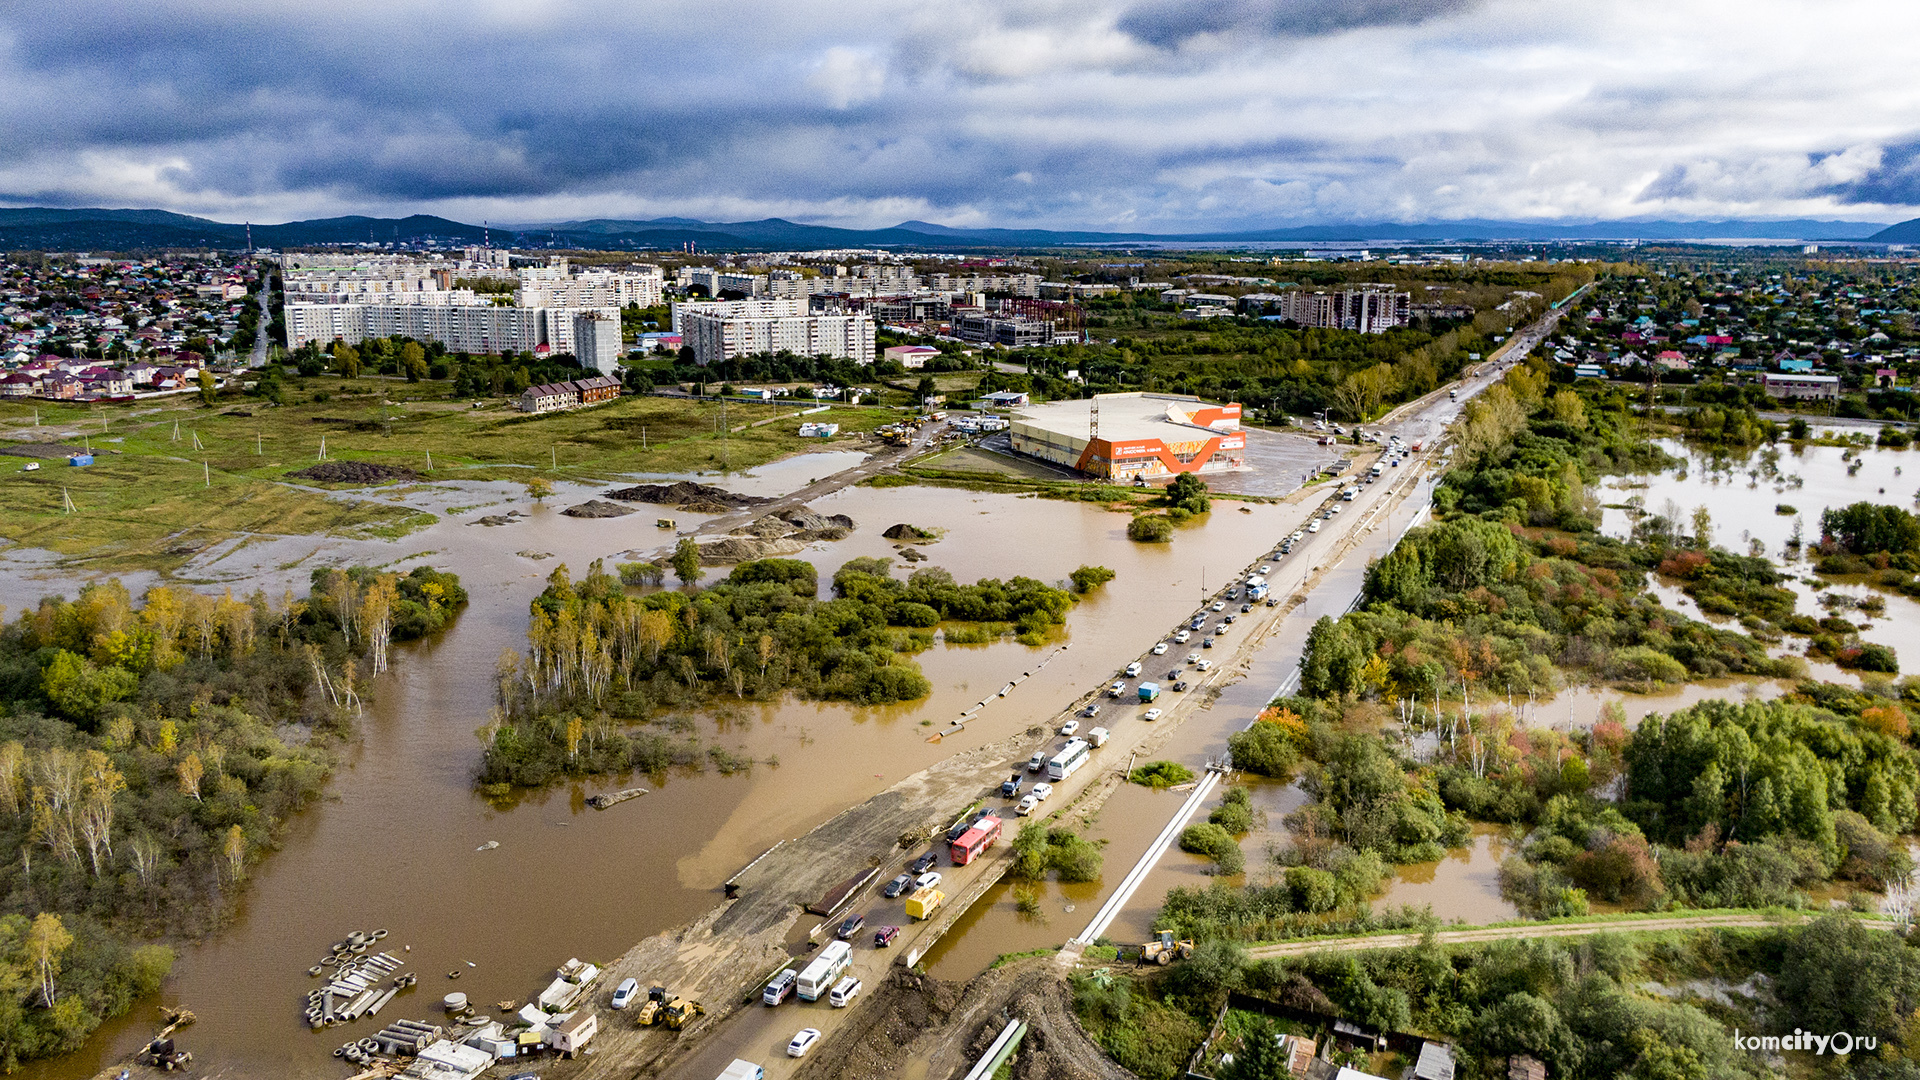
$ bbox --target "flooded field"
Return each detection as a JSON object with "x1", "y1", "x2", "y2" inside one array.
[
  {"x1": 1600, "y1": 437, "x2": 1920, "y2": 663},
  {"x1": 3, "y1": 451, "x2": 1299, "y2": 1079}
]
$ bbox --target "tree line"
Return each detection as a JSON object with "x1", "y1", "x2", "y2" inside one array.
[
  {"x1": 476, "y1": 557, "x2": 1080, "y2": 787},
  {"x1": 0, "y1": 566, "x2": 464, "y2": 1066}
]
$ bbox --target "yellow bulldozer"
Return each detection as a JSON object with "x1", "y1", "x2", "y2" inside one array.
[
  {"x1": 1141, "y1": 929, "x2": 1194, "y2": 966},
  {"x1": 635, "y1": 986, "x2": 670, "y2": 1026},
  {"x1": 663, "y1": 997, "x2": 706, "y2": 1030}
]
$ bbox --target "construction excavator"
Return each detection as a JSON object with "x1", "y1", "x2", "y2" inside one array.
[{"x1": 1141, "y1": 929, "x2": 1195, "y2": 966}]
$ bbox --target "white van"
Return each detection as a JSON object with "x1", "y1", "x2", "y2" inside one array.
[{"x1": 829, "y1": 976, "x2": 862, "y2": 1008}]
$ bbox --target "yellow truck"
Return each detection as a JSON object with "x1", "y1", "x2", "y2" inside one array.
[{"x1": 904, "y1": 886, "x2": 945, "y2": 921}]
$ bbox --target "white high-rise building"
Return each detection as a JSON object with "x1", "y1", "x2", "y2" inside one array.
[
  {"x1": 676, "y1": 298, "x2": 874, "y2": 366},
  {"x1": 572, "y1": 311, "x2": 624, "y2": 374},
  {"x1": 286, "y1": 301, "x2": 619, "y2": 357}
]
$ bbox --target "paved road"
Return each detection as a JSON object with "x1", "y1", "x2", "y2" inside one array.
[
  {"x1": 647, "y1": 311, "x2": 1565, "y2": 1079},
  {"x1": 250, "y1": 285, "x2": 272, "y2": 368},
  {"x1": 1238, "y1": 912, "x2": 1879, "y2": 960},
  {"x1": 1058, "y1": 300, "x2": 1573, "y2": 948}
]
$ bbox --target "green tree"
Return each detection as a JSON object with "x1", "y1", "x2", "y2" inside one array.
[
  {"x1": 196, "y1": 368, "x2": 216, "y2": 404},
  {"x1": 670, "y1": 537, "x2": 703, "y2": 585},
  {"x1": 40, "y1": 649, "x2": 137, "y2": 723},
  {"x1": 524, "y1": 477, "x2": 553, "y2": 502},
  {"x1": 24, "y1": 913, "x2": 72, "y2": 1007},
  {"x1": 1165, "y1": 472, "x2": 1211, "y2": 515},
  {"x1": 1219, "y1": 1018, "x2": 1291, "y2": 1080}
]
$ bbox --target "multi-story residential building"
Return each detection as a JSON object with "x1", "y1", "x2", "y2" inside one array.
[
  {"x1": 285, "y1": 301, "x2": 620, "y2": 357},
  {"x1": 953, "y1": 312, "x2": 1054, "y2": 347},
  {"x1": 926, "y1": 272, "x2": 1043, "y2": 298},
  {"x1": 680, "y1": 267, "x2": 768, "y2": 298},
  {"x1": 572, "y1": 310, "x2": 623, "y2": 374},
  {"x1": 675, "y1": 297, "x2": 875, "y2": 366},
  {"x1": 1245, "y1": 284, "x2": 1412, "y2": 334},
  {"x1": 518, "y1": 267, "x2": 664, "y2": 310}
]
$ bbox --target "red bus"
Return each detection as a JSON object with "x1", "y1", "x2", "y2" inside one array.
[{"x1": 949, "y1": 815, "x2": 1003, "y2": 866}]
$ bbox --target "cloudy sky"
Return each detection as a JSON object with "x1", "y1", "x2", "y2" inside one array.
[{"x1": 2, "y1": 0, "x2": 1918, "y2": 230}]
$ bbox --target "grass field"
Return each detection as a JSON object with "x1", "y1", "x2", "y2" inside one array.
[{"x1": 0, "y1": 378, "x2": 900, "y2": 574}]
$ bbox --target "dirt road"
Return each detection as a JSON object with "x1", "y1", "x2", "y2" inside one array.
[{"x1": 1239, "y1": 912, "x2": 1862, "y2": 961}]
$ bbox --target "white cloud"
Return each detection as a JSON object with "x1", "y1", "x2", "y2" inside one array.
[
  {"x1": 807, "y1": 46, "x2": 886, "y2": 109},
  {"x1": 0, "y1": 0, "x2": 1916, "y2": 228}
]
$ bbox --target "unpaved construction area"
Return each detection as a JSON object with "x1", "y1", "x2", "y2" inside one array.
[{"x1": 793, "y1": 958, "x2": 1133, "y2": 1080}]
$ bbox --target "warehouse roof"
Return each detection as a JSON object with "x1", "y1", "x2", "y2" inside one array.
[{"x1": 1011, "y1": 392, "x2": 1239, "y2": 443}]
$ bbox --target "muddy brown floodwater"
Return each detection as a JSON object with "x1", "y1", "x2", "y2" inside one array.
[
  {"x1": 1602, "y1": 438, "x2": 1920, "y2": 664},
  {"x1": 7, "y1": 453, "x2": 1297, "y2": 1079}
]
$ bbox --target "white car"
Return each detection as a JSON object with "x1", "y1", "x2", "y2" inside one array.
[
  {"x1": 1307, "y1": 520, "x2": 1321, "y2": 532},
  {"x1": 1031, "y1": 782, "x2": 1053, "y2": 800},
  {"x1": 1195, "y1": 659, "x2": 1213, "y2": 672},
  {"x1": 1143, "y1": 708, "x2": 1163, "y2": 721},
  {"x1": 1186, "y1": 652, "x2": 1201, "y2": 664},
  {"x1": 1016, "y1": 794, "x2": 1039, "y2": 816},
  {"x1": 1151, "y1": 642, "x2": 1169, "y2": 655},
  {"x1": 1258, "y1": 564, "x2": 1271, "y2": 574},
  {"x1": 1290, "y1": 530, "x2": 1305, "y2": 541},
  {"x1": 611, "y1": 978, "x2": 640, "y2": 1009},
  {"x1": 915, "y1": 871, "x2": 943, "y2": 891},
  {"x1": 1173, "y1": 629, "x2": 1191, "y2": 643},
  {"x1": 788, "y1": 1028, "x2": 822, "y2": 1058},
  {"x1": 1125, "y1": 661, "x2": 1143, "y2": 677},
  {"x1": 1211, "y1": 600, "x2": 1226, "y2": 612},
  {"x1": 1060, "y1": 719, "x2": 1080, "y2": 736}
]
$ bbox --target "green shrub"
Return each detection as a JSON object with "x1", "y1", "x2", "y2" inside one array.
[
  {"x1": 1180, "y1": 823, "x2": 1245, "y2": 874},
  {"x1": 1130, "y1": 760, "x2": 1195, "y2": 787},
  {"x1": 1209, "y1": 787, "x2": 1255, "y2": 834},
  {"x1": 1128, "y1": 514, "x2": 1174, "y2": 542},
  {"x1": 1070, "y1": 565, "x2": 1117, "y2": 593}
]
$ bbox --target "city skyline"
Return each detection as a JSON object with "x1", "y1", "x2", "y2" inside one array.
[{"x1": 1, "y1": 0, "x2": 1917, "y2": 231}]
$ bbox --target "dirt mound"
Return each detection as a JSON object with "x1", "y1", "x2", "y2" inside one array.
[
  {"x1": 795, "y1": 960, "x2": 1131, "y2": 1080},
  {"x1": 602, "y1": 481, "x2": 769, "y2": 508},
  {"x1": 675, "y1": 499, "x2": 739, "y2": 514},
  {"x1": 898, "y1": 547, "x2": 927, "y2": 562},
  {"x1": 561, "y1": 499, "x2": 636, "y2": 519},
  {"x1": 469, "y1": 511, "x2": 524, "y2": 527},
  {"x1": 694, "y1": 536, "x2": 805, "y2": 564},
  {"x1": 882, "y1": 523, "x2": 937, "y2": 541},
  {"x1": 287, "y1": 461, "x2": 422, "y2": 485},
  {"x1": 0, "y1": 442, "x2": 81, "y2": 460},
  {"x1": 781, "y1": 509, "x2": 855, "y2": 532},
  {"x1": 727, "y1": 508, "x2": 857, "y2": 545},
  {"x1": 734, "y1": 515, "x2": 799, "y2": 538}
]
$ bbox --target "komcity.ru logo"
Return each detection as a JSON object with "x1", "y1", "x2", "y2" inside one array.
[{"x1": 1733, "y1": 1029, "x2": 1878, "y2": 1055}]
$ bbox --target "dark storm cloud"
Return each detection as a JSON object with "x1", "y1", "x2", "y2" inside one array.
[
  {"x1": 1116, "y1": 0, "x2": 1479, "y2": 47},
  {"x1": 0, "y1": 0, "x2": 1908, "y2": 227},
  {"x1": 1823, "y1": 139, "x2": 1920, "y2": 206}
]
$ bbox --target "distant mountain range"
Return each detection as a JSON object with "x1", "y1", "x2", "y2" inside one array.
[
  {"x1": 1869, "y1": 217, "x2": 1920, "y2": 243},
  {"x1": 0, "y1": 205, "x2": 1903, "y2": 253}
]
